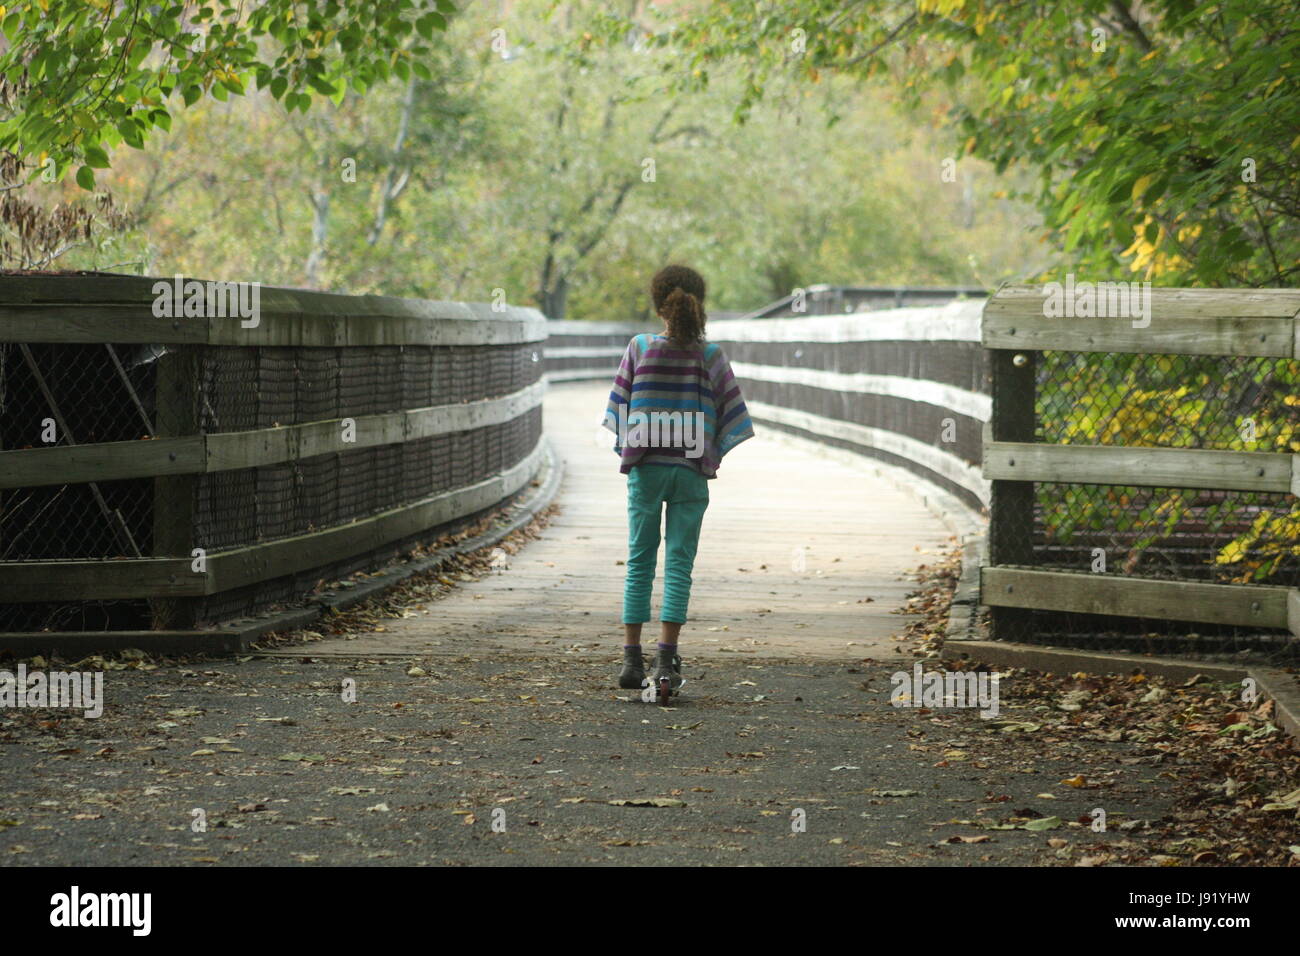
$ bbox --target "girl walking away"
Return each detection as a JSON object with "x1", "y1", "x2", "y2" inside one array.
[{"x1": 602, "y1": 265, "x2": 754, "y2": 699}]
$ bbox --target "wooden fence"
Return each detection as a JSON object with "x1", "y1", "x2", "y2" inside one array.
[
  {"x1": 0, "y1": 275, "x2": 547, "y2": 640},
  {"x1": 982, "y1": 284, "x2": 1300, "y2": 645},
  {"x1": 550, "y1": 286, "x2": 1300, "y2": 653},
  {"x1": 545, "y1": 303, "x2": 991, "y2": 515}
]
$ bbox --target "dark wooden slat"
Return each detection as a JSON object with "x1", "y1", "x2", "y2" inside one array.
[
  {"x1": 0, "y1": 437, "x2": 203, "y2": 489},
  {"x1": 0, "y1": 559, "x2": 199, "y2": 601},
  {"x1": 983, "y1": 441, "x2": 1296, "y2": 493},
  {"x1": 984, "y1": 285, "x2": 1300, "y2": 357},
  {"x1": 982, "y1": 566, "x2": 1292, "y2": 629}
]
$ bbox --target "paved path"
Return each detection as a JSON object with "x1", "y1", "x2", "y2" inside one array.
[
  {"x1": 1, "y1": 382, "x2": 1216, "y2": 867},
  {"x1": 307, "y1": 382, "x2": 955, "y2": 662}
]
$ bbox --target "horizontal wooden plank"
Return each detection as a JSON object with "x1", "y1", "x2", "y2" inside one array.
[
  {"x1": 203, "y1": 438, "x2": 547, "y2": 594},
  {"x1": 982, "y1": 566, "x2": 1293, "y2": 629},
  {"x1": 749, "y1": 401, "x2": 990, "y2": 504},
  {"x1": 0, "y1": 278, "x2": 548, "y2": 346},
  {"x1": 208, "y1": 312, "x2": 547, "y2": 347},
  {"x1": 735, "y1": 362, "x2": 991, "y2": 421},
  {"x1": 710, "y1": 299, "x2": 983, "y2": 344},
  {"x1": 0, "y1": 439, "x2": 548, "y2": 600},
  {"x1": 1290, "y1": 590, "x2": 1300, "y2": 639},
  {"x1": 0, "y1": 382, "x2": 545, "y2": 483},
  {"x1": 205, "y1": 381, "x2": 545, "y2": 471},
  {"x1": 0, "y1": 436, "x2": 205, "y2": 489},
  {"x1": 0, "y1": 274, "x2": 544, "y2": 320},
  {"x1": 987, "y1": 283, "x2": 1300, "y2": 319},
  {"x1": 0, "y1": 558, "x2": 200, "y2": 601},
  {"x1": 983, "y1": 284, "x2": 1299, "y2": 356},
  {"x1": 983, "y1": 441, "x2": 1296, "y2": 493},
  {"x1": 0, "y1": 309, "x2": 547, "y2": 347},
  {"x1": 0, "y1": 306, "x2": 208, "y2": 344}
]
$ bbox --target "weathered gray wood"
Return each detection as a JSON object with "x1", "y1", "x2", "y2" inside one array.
[
  {"x1": 0, "y1": 559, "x2": 200, "y2": 601},
  {"x1": 1290, "y1": 589, "x2": 1300, "y2": 639},
  {"x1": 987, "y1": 348, "x2": 1036, "y2": 640},
  {"x1": 982, "y1": 566, "x2": 1291, "y2": 629},
  {"x1": 983, "y1": 285, "x2": 1299, "y2": 356},
  {"x1": 0, "y1": 305, "x2": 209, "y2": 344},
  {"x1": 208, "y1": 312, "x2": 547, "y2": 347},
  {"x1": 0, "y1": 307, "x2": 546, "y2": 347},
  {"x1": 0, "y1": 384, "x2": 546, "y2": 483},
  {"x1": 0, "y1": 437, "x2": 204, "y2": 489},
  {"x1": 152, "y1": 346, "x2": 202, "y2": 627},
  {"x1": 0, "y1": 276, "x2": 548, "y2": 347},
  {"x1": 204, "y1": 414, "x2": 405, "y2": 471},
  {"x1": 202, "y1": 439, "x2": 546, "y2": 594},
  {"x1": 404, "y1": 381, "x2": 546, "y2": 440},
  {"x1": 0, "y1": 441, "x2": 545, "y2": 600},
  {"x1": 983, "y1": 441, "x2": 1296, "y2": 493},
  {"x1": 984, "y1": 313, "x2": 1294, "y2": 357},
  {"x1": 986, "y1": 284, "x2": 1300, "y2": 319},
  {"x1": 204, "y1": 382, "x2": 545, "y2": 471}
]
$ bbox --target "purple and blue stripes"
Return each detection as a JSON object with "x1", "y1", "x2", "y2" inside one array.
[{"x1": 603, "y1": 333, "x2": 754, "y2": 478}]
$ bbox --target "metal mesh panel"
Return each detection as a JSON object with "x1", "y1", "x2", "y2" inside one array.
[
  {"x1": 188, "y1": 344, "x2": 542, "y2": 625},
  {"x1": 199, "y1": 347, "x2": 257, "y2": 432}
]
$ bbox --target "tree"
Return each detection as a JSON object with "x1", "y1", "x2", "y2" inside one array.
[
  {"x1": 612, "y1": 0, "x2": 1299, "y2": 288},
  {"x1": 0, "y1": 0, "x2": 459, "y2": 189}
]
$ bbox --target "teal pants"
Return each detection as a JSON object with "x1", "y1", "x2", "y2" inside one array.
[{"x1": 623, "y1": 464, "x2": 710, "y2": 625}]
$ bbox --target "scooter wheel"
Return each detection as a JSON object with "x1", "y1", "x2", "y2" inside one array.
[{"x1": 657, "y1": 676, "x2": 671, "y2": 707}]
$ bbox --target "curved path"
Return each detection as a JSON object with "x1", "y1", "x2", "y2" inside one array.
[
  {"x1": 0, "y1": 383, "x2": 1194, "y2": 868},
  {"x1": 315, "y1": 381, "x2": 956, "y2": 661}
]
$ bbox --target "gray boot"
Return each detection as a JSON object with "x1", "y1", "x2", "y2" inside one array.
[
  {"x1": 651, "y1": 647, "x2": 684, "y2": 694},
  {"x1": 618, "y1": 645, "x2": 646, "y2": 689}
]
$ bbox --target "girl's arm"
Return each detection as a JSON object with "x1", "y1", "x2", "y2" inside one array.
[
  {"x1": 602, "y1": 335, "x2": 641, "y2": 443},
  {"x1": 707, "y1": 344, "x2": 755, "y2": 457}
]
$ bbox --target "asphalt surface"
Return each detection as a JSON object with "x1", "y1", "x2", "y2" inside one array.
[{"x1": 0, "y1": 649, "x2": 1182, "y2": 866}]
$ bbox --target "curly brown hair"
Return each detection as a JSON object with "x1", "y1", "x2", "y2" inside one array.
[{"x1": 651, "y1": 264, "x2": 707, "y2": 346}]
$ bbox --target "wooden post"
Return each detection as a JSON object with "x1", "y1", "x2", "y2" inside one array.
[
  {"x1": 987, "y1": 347, "x2": 1038, "y2": 641},
  {"x1": 151, "y1": 345, "x2": 200, "y2": 629}
]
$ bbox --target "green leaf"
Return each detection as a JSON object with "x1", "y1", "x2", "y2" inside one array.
[
  {"x1": 1021, "y1": 816, "x2": 1062, "y2": 831},
  {"x1": 75, "y1": 165, "x2": 95, "y2": 190},
  {"x1": 83, "y1": 144, "x2": 110, "y2": 168}
]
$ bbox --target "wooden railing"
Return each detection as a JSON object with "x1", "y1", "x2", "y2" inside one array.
[
  {"x1": 545, "y1": 304, "x2": 990, "y2": 515},
  {"x1": 0, "y1": 275, "x2": 548, "y2": 638},
  {"x1": 981, "y1": 284, "x2": 1300, "y2": 643}
]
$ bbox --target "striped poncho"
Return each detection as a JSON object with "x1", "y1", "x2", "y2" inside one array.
[{"x1": 602, "y1": 333, "x2": 754, "y2": 478}]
